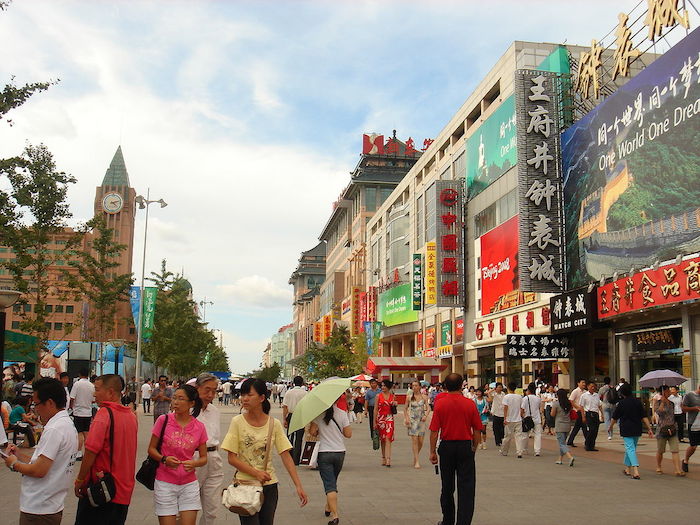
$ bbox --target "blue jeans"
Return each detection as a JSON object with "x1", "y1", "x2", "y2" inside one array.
[
  {"x1": 317, "y1": 451, "x2": 345, "y2": 494},
  {"x1": 623, "y1": 436, "x2": 640, "y2": 467},
  {"x1": 603, "y1": 406, "x2": 614, "y2": 438},
  {"x1": 556, "y1": 432, "x2": 569, "y2": 456}
]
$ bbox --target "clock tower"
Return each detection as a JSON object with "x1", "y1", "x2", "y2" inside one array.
[{"x1": 93, "y1": 146, "x2": 137, "y2": 341}]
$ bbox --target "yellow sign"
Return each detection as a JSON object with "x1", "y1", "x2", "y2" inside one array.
[
  {"x1": 426, "y1": 242, "x2": 437, "y2": 305},
  {"x1": 438, "y1": 345, "x2": 453, "y2": 358},
  {"x1": 682, "y1": 350, "x2": 692, "y2": 378}
]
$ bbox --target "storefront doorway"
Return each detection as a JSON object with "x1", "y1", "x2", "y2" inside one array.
[{"x1": 478, "y1": 353, "x2": 495, "y2": 386}]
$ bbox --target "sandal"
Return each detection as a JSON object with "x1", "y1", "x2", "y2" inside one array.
[
  {"x1": 632, "y1": 475, "x2": 641, "y2": 480},
  {"x1": 381, "y1": 457, "x2": 386, "y2": 466},
  {"x1": 656, "y1": 468, "x2": 663, "y2": 475},
  {"x1": 675, "y1": 471, "x2": 686, "y2": 477},
  {"x1": 623, "y1": 469, "x2": 630, "y2": 476}
]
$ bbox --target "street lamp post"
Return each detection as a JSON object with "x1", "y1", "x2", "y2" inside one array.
[
  {"x1": 134, "y1": 189, "x2": 167, "y2": 401},
  {"x1": 0, "y1": 290, "x2": 22, "y2": 374}
]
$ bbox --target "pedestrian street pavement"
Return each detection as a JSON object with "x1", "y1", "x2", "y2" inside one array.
[{"x1": 2, "y1": 404, "x2": 699, "y2": 525}]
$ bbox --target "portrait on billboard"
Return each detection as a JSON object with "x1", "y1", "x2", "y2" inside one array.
[{"x1": 563, "y1": 27, "x2": 700, "y2": 288}]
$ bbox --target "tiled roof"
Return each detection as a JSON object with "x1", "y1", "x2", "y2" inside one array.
[{"x1": 101, "y1": 146, "x2": 130, "y2": 187}]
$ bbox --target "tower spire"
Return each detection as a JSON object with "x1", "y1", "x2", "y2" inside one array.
[{"x1": 101, "y1": 146, "x2": 130, "y2": 187}]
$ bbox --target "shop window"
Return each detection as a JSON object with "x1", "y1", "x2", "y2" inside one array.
[
  {"x1": 54, "y1": 323, "x2": 63, "y2": 331},
  {"x1": 11, "y1": 321, "x2": 20, "y2": 329},
  {"x1": 66, "y1": 305, "x2": 74, "y2": 314},
  {"x1": 55, "y1": 305, "x2": 64, "y2": 313}
]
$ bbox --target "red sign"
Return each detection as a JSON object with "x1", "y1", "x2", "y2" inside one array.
[
  {"x1": 425, "y1": 326, "x2": 436, "y2": 349},
  {"x1": 417, "y1": 332, "x2": 423, "y2": 352},
  {"x1": 363, "y1": 134, "x2": 384, "y2": 154},
  {"x1": 480, "y1": 215, "x2": 519, "y2": 315},
  {"x1": 362, "y1": 133, "x2": 430, "y2": 156},
  {"x1": 597, "y1": 256, "x2": 700, "y2": 319},
  {"x1": 313, "y1": 322, "x2": 321, "y2": 342},
  {"x1": 368, "y1": 287, "x2": 377, "y2": 322},
  {"x1": 351, "y1": 286, "x2": 361, "y2": 335},
  {"x1": 455, "y1": 318, "x2": 464, "y2": 343}
]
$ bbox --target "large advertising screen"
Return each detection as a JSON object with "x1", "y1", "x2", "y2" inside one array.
[
  {"x1": 378, "y1": 283, "x2": 419, "y2": 327},
  {"x1": 480, "y1": 215, "x2": 519, "y2": 315},
  {"x1": 466, "y1": 96, "x2": 516, "y2": 199},
  {"x1": 562, "y1": 27, "x2": 700, "y2": 287}
]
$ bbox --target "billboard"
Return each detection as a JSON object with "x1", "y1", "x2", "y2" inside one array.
[
  {"x1": 466, "y1": 96, "x2": 516, "y2": 198},
  {"x1": 479, "y1": 215, "x2": 527, "y2": 315},
  {"x1": 425, "y1": 242, "x2": 437, "y2": 304},
  {"x1": 563, "y1": 26, "x2": 700, "y2": 288},
  {"x1": 441, "y1": 320, "x2": 452, "y2": 346},
  {"x1": 130, "y1": 286, "x2": 158, "y2": 341},
  {"x1": 435, "y1": 181, "x2": 464, "y2": 307},
  {"x1": 378, "y1": 283, "x2": 419, "y2": 327},
  {"x1": 412, "y1": 253, "x2": 422, "y2": 310}
]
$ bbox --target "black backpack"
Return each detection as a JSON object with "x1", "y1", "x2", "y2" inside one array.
[{"x1": 605, "y1": 386, "x2": 620, "y2": 405}]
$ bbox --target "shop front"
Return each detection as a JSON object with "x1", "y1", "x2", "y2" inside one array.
[{"x1": 365, "y1": 356, "x2": 448, "y2": 401}]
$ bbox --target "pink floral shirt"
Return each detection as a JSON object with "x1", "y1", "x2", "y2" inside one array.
[{"x1": 153, "y1": 414, "x2": 208, "y2": 485}]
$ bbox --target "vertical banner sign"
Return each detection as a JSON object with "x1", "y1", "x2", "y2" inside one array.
[
  {"x1": 368, "y1": 286, "x2": 377, "y2": 322},
  {"x1": 323, "y1": 314, "x2": 332, "y2": 344},
  {"x1": 515, "y1": 70, "x2": 564, "y2": 292},
  {"x1": 351, "y1": 286, "x2": 361, "y2": 335},
  {"x1": 359, "y1": 292, "x2": 367, "y2": 332},
  {"x1": 435, "y1": 180, "x2": 465, "y2": 307},
  {"x1": 313, "y1": 322, "x2": 322, "y2": 342},
  {"x1": 364, "y1": 321, "x2": 373, "y2": 354},
  {"x1": 412, "y1": 253, "x2": 423, "y2": 310},
  {"x1": 130, "y1": 286, "x2": 158, "y2": 341},
  {"x1": 426, "y1": 242, "x2": 438, "y2": 304}
]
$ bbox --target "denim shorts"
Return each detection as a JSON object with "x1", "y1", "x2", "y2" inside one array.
[{"x1": 317, "y1": 451, "x2": 345, "y2": 494}]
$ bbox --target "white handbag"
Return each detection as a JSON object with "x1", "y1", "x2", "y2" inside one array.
[{"x1": 222, "y1": 418, "x2": 274, "y2": 516}]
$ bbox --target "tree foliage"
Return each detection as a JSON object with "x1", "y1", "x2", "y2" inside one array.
[
  {"x1": 0, "y1": 144, "x2": 78, "y2": 360},
  {"x1": 143, "y1": 260, "x2": 229, "y2": 377},
  {"x1": 298, "y1": 325, "x2": 366, "y2": 381},
  {"x1": 64, "y1": 215, "x2": 134, "y2": 343},
  {"x1": 252, "y1": 363, "x2": 281, "y2": 383}
]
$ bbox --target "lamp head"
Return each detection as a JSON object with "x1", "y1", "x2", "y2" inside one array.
[
  {"x1": 158, "y1": 199, "x2": 168, "y2": 208},
  {"x1": 0, "y1": 290, "x2": 21, "y2": 309},
  {"x1": 135, "y1": 196, "x2": 146, "y2": 209}
]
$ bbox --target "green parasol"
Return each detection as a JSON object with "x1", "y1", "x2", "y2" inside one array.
[{"x1": 288, "y1": 377, "x2": 351, "y2": 433}]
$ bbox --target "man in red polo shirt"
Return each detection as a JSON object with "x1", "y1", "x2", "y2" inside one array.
[
  {"x1": 73, "y1": 374, "x2": 138, "y2": 525},
  {"x1": 429, "y1": 373, "x2": 483, "y2": 525}
]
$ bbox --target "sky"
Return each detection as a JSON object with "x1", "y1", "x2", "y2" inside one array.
[{"x1": 1, "y1": 0, "x2": 695, "y2": 374}]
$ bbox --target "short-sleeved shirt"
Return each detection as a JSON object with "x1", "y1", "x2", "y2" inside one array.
[
  {"x1": 153, "y1": 414, "x2": 208, "y2": 485},
  {"x1": 682, "y1": 391, "x2": 700, "y2": 428},
  {"x1": 20, "y1": 382, "x2": 33, "y2": 398},
  {"x1": 221, "y1": 415, "x2": 291, "y2": 486},
  {"x1": 551, "y1": 400, "x2": 572, "y2": 433},
  {"x1": 282, "y1": 386, "x2": 307, "y2": 413},
  {"x1": 70, "y1": 378, "x2": 95, "y2": 418},
  {"x1": 429, "y1": 392, "x2": 482, "y2": 440},
  {"x1": 598, "y1": 384, "x2": 613, "y2": 407},
  {"x1": 569, "y1": 387, "x2": 585, "y2": 409},
  {"x1": 20, "y1": 410, "x2": 78, "y2": 514},
  {"x1": 521, "y1": 395, "x2": 542, "y2": 424},
  {"x1": 152, "y1": 386, "x2": 175, "y2": 418},
  {"x1": 489, "y1": 391, "x2": 505, "y2": 417},
  {"x1": 364, "y1": 387, "x2": 381, "y2": 407},
  {"x1": 141, "y1": 383, "x2": 152, "y2": 400},
  {"x1": 668, "y1": 394, "x2": 683, "y2": 415},
  {"x1": 10, "y1": 405, "x2": 26, "y2": 425},
  {"x1": 313, "y1": 406, "x2": 350, "y2": 452},
  {"x1": 653, "y1": 398, "x2": 676, "y2": 437},
  {"x1": 85, "y1": 402, "x2": 139, "y2": 504},
  {"x1": 503, "y1": 393, "x2": 523, "y2": 423}
]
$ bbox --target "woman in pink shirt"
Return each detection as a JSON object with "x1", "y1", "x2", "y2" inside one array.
[{"x1": 148, "y1": 384, "x2": 208, "y2": 525}]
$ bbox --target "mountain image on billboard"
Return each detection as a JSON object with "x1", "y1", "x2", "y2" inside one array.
[{"x1": 562, "y1": 27, "x2": 700, "y2": 288}]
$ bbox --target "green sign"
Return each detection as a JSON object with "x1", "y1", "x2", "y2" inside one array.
[
  {"x1": 378, "y1": 283, "x2": 419, "y2": 327},
  {"x1": 466, "y1": 95, "x2": 516, "y2": 199},
  {"x1": 412, "y1": 254, "x2": 422, "y2": 311},
  {"x1": 441, "y1": 320, "x2": 452, "y2": 346},
  {"x1": 142, "y1": 287, "x2": 158, "y2": 340}
]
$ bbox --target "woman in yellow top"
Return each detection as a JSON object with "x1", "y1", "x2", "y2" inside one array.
[{"x1": 222, "y1": 378, "x2": 308, "y2": 525}]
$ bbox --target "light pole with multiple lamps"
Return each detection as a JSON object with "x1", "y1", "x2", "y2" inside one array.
[
  {"x1": 134, "y1": 190, "x2": 167, "y2": 400},
  {"x1": 0, "y1": 290, "x2": 22, "y2": 373}
]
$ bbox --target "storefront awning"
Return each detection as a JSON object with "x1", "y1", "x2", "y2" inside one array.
[{"x1": 366, "y1": 356, "x2": 448, "y2": 374}]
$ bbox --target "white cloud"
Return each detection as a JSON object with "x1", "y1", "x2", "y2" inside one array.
[
  {"x1": 218, "y1": 276, "x2": 292, "y2": 309},
  {"x1": 221, "y1": 330, "x2": 270, "y2": 375}
]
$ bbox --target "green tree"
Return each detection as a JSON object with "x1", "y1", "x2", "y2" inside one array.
[
  {"x1": 299, "y1": 325, "x2": 365, "y2": 381},
  {"x1": 0, "y1": 144, "x2": 78, "y2": 363},
  {"x1": 143, "y1": 259, "x2": 226, "y2": 377},
  {"x1": 65, "y1": 215, "x2": 134, "y2": 344},
  {"x1": 255, "y1": 363, "x2": 281, "y2": 383}
]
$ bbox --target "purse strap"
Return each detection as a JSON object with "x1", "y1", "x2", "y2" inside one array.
[
  {"x1": 156, "y1": 414, "x2": 168, "y2": 453},
  {"x1": 262, "y1": 416, "x2": 275, "y2": 473},
  {"x1": 526, "y1": 395, "x2": 532, "y2": 417}
]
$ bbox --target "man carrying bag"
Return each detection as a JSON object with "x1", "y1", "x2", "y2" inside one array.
[{"x1": 74, "y1": 375, "x2": 138, "y2": 525}]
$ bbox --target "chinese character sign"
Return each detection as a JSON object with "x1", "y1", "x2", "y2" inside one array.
[
  {"x1": 435, "y1": 180, "x2": 464, "y2": 307},
  {"x1": 550, "y1": 288, "x2": 595, "y2": 334},
  {"x1": 516, "y1": 70, "x2": 564, "y2": 293},
  {"x1": 351, "y1": 286, "x2": 361, "y2": 335},
  {"x1": 506, "y1": 334, "x2": 571, "y2": 359},
  {"x1": 426, "y1": 242, "x2": 437, "y2": 305},
  {"x1": 597, "y1": 256, "x2": 700, "y2": 319},
  {"x1": 412, "y1": 253, "x2": 422, "y2": 311}
]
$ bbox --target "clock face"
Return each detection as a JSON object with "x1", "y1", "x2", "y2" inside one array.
[{"x1": 102, "y1": 192, "x2": 124, "y2": 214}]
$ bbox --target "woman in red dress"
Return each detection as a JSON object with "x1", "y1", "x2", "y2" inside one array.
[{"x1": 373, "y1": 379, "x2": 397, "y2": 467}]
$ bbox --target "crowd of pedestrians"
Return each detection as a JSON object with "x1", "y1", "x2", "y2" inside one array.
[{"x1": 3, "y1": 366, "x2": 700, "y2": 525}]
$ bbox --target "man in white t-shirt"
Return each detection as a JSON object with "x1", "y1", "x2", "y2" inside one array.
[
  {"x1": 69, "y1": 368, "x2": 95, "y2": 460},
  {"x1": 487, "y1": 383, "x2": 506, "y2": 448},
  {"x1": 141, "y1": 380, "x2": 152, "y2": 413},
  {"x1": 501, "y1": 382, "x2": 524, "y2": 458},
  {"x1": 4, "y1": 377, "x2": 78, "y2": 525},
  {"x1": 567, "y1": 379, "x2": 588, "y2": 447},
  {"x1": 222, "y1": 380, "x2": 232, "y2": 406},
  {"x1": 521, "y1": 385, "x2": 543, "y2": 456},
  {"x1": 282, "y1": 376, "x2": 308, "y2": 465}
]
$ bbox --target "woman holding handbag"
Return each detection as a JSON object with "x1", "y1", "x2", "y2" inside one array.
[
  {"x1": 309, "y1": 395, "x2": 352, "y2": 525},
  {"x1": 148, "y1": 384, "x2": 208, "y2": 525},
  {"x1": 550, "y1": 388, "x2": 575, "y2": 467},
  {"x1": 653, "y1": 385, "x2": 685, "y2": 476},
  {"x1": 221, "y1": 378, "x2": 308, "y2": 525},
  {"x1": 374, "y1": 380, "x2": 397, "y2": 467},
  {"x1": 403, "y1": 380, "x2": 430, "y2": 468}
]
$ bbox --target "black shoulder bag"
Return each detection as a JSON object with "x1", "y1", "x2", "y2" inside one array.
[
  {"x1": 85, "y1": 407, "x2": 118, "y2": 508},
  {"x1": 136, "y1": 414, "x2": 168, "y2": 490},
  {"x1": 522, "y1": 396, "x2": 535, "y2": 432}
]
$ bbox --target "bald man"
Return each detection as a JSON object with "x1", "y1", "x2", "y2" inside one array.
[{"x1": 74, "y1": 375, "x2": 138, "y2": 525}]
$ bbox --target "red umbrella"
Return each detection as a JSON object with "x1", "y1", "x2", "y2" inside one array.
[{"x1": 350, "y1": 373, "x2": 374, "y2": 381}]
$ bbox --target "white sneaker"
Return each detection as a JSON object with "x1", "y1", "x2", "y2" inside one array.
[{"x1": 608, "y1": 436, "x2": 612, "y2": 440}]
